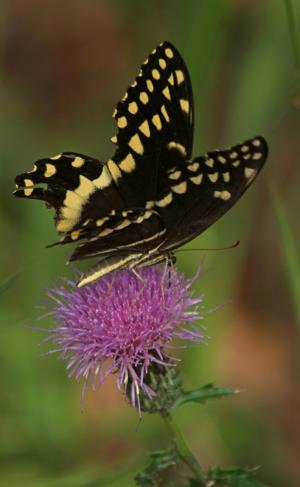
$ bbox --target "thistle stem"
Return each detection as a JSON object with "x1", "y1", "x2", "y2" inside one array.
[{"x1": 161, "y1": 411, "x2": 206, "y2": 485}]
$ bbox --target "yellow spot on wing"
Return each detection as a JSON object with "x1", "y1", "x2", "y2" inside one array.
[
  {"x1": 205, "y1": 158, "x2": 214, "y2": 168},
  {"x1": 156, "y1": 192, "x2": 173, "y2": 207},
  {"x1": 24, "y1": 178, "x2": 34, "y2": 196},
  {"x1": 190, "y1": 174, "x2": 203, "y2": 185},
  {"x1": 230, "y1": 151, "x2": 238, "y2": 159},
  {"x1": 214, "y1": 190, "x2": 231, "y2": 201},
  {"x1": 29, "y1": 164, "x2": 38, "y2": 173},
  {"x1": 128, "y1": 133, "x2": 144, "y2": 154},
  {"x1": 208, "y1": 172, "x2": 219, "y2": 183},
  {"x1": 117, "y1": 116, "x2": 127, "y2": 128},
  {"x1": 162, "y1": 86, "x2": 171, "y2": 100},
  {"x1": 218, "y1": 156, "x2": 226, "y2": 164},
  {"x1": 159, "y1": 58, "x2": 167, "y2": 69},
  {"x1": 244, "y1": 167, "x2": 256, "y2": 178},
  {"x1": 96, "y1": 217, "x2": 109, "y2": 227},
  {"x1": 152, "y1": 69, "x2": 160, "y2": 80},
  {"x1": 171, "y1": 181, "x2": 187, "y2": 194},
  {"x1": 175, "y1": 70, "x2": 184, "y2": 84},
  {"x1": 139, "y1": 92, "x2": 149, "y2": 104},
  {"x1": 146, "y1": 79, "x2": 154, "y2": 92},
  {"x1": 71, "y1": 157, "x2": 85, "y2": 168},
  {"x1": 161, "y1": 105, "x2": 170, "y2": 122},
  {"x1": 241, "y1": 145, "x2": 249, "y2": 152},
  {"x1": 119, "y1": 153, "x2": 136, "y2": 173},
  {"x1": 44, "y1": 163, "x2": 56, "y2": 177},
  {"x1": 223, "y1": 172, "x2": 230, "y2": 182},
  {"x1": 111, "y1": 135, "x2": 117, "y2": 144},
  {"x1": 180, "y1": 99, "x2": 189, "y2": 113},
  {"x1": 128, "y1": 102, "x2": 138, "y2": 114},
  {"x1": 50, "y1": 154, "x2": 62, "y2": 160},
  {"x1": 168, "y1": 73, "x2": 174, "y2": 85},
  {"x1": 152, "y1": 114, "x2": 162, "y2": 130},
  {"x1": 139, "y1": 120, "x2": 151, "y2": 137},
  {"x1": 252, "y1": 139, "x2": 261, "y2": 147},
  {"x1": 253, "y1": 152, "x2": 262, "y2": 160},
  {"x1": 168, "y1": 170, "x2": 181, "y2": 180},
  {"x1": 188, "y1": 162, "x2": 199, "y2": 172},
  {"x1": 165, "y1": 47, "x2": 174, "y2": 58}
]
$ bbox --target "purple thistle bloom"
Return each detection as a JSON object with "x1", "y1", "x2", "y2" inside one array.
[{"x1": 45, "y1": 264, "x2": 205, "y2": 411}]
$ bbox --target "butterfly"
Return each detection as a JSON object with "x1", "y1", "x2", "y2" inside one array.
[{"x1": 14, "y1": 41, "x2": 268, "y2": 287}]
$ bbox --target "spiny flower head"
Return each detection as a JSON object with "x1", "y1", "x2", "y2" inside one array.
[{"x1": 45, "y1": 264, "x2": 205, "y2": 411}]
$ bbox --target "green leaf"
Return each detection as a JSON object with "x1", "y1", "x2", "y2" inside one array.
[
  {"x1": 207, "y1": 466, "x2": 266, "y2": 487},
  {"x1": 0, "y1": 270, "x2": 21, "y2": 295},
  {"x1": 188, "y1": 479, "x2": 203, "y2": 487},
  {"x1": 271, "y1": 190, "x2": 300, "y2": 327},
  {"x1": 284, "y1": 0, "x2": 300, "y2": 72},
  {"x1": 172, "y1": 384, "x2": 238, "y2": 410},
  {"x1": 135, "y1": 448, "x2": 181, "y2": 487}
]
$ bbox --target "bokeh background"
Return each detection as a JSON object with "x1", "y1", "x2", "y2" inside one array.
[{"x1": 1, "y1": 0, "x2": 300, "y2": 486}]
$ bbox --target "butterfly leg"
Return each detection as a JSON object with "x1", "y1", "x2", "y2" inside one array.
[
  {"x1": 131, "y1": 267, "x2": 145, "y2": 282},
  {"x1": 166, "y1": 253, "x2": 176, "y2": 288}
]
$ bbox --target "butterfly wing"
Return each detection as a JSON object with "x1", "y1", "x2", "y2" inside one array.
[
  {"x1": 155, "y1": 136, "x2": 268, "y2": 252},
  {"x1": 107, "y1": 41, "x2": 194, "y2": 206}
]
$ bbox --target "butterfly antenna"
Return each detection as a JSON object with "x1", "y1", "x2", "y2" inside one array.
[{"x1": 175, "y1": 240, "x2": 240, "y2": 253}]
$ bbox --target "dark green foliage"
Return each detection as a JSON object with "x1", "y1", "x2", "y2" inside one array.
[
  {"x1": 207, "y1": 466, "x2": 266, "y2": 487},
  {"x1": 172, "y1": 384, "x2": 238, "y2": 410},
  {"x1": 135, "y1": 448, "x2": 181, "y2": 486}
]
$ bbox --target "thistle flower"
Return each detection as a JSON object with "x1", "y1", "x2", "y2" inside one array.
[{"x1": 45, "y1": 264, "x2": 205, "y2": 411}]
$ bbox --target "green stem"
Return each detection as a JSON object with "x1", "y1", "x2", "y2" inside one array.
[
  {"x1": 161, "y1": 411, "x2": 206, "y2": 485},
  {"x1": 284, "y1": 0, "x2": 300, "y2": 72}
]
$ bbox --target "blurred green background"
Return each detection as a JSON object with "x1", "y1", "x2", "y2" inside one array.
[{"x1": 1, "y1": 0, "x2": 300, "y2": 486}]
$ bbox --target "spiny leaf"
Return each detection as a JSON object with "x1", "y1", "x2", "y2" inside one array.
[
  {"x1": 172, "y1": 384, "x2": 238, "y2": 410},
  {"x1": 135, "y1": 448, "x2": 180, "y2": 486},
  {"x1": 207, "y1": 466, "x2": 266, "y2": 487}
]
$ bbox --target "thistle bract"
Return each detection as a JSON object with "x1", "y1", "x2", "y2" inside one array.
[{"x1": 46, "y1": 265, "x2": 205, "y2": 410}]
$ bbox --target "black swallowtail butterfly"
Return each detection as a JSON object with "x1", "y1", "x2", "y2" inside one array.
[{"x1": 14, "y1": 41, "x2": 268, "y2": 287}]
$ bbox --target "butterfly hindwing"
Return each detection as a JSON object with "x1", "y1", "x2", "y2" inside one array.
[{"x1": 14, "y1": 152, "x2": 126, "y2": 235}]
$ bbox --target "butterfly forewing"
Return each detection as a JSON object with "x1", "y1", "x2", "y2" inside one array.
[
  {"x1": 108, "y1": 41, "x2": 194, "y2": 205},
  {"x1": 157, "y1": 136, "x2": 268, "y2": 251}
]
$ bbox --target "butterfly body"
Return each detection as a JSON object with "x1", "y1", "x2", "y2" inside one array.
[{"x1": 14, "y1": 42, "x2": 268, "y2": 287}]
